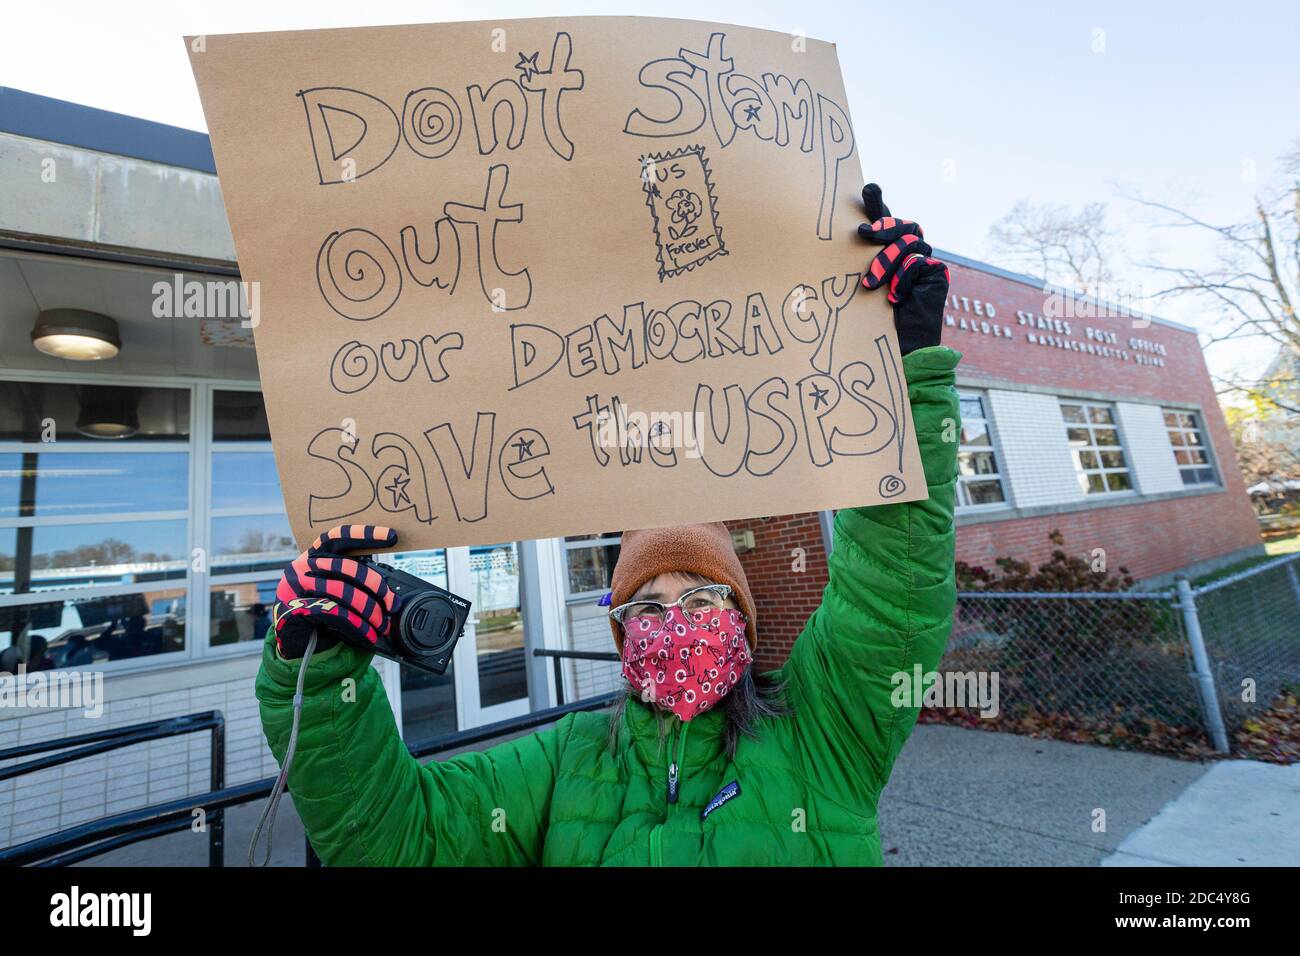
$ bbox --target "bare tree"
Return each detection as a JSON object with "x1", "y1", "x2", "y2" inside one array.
[
  {"x1": 1119, "y1": 140, "x2": 1300, "y2": 414},
  {"x1": 1225, "y1": 404, "x2": 1300, "y2": 485},
  {"x1": 988, "y1": 200, "x2": 1119, "y2": 297}
]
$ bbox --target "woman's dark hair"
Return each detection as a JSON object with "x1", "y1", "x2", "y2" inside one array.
[{"x1": 606, "y1": 669, "x2": 790, "y2": 759}]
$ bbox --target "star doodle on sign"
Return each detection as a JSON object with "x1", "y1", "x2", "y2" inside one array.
[
  {"x1": 516, "y1": 51, "x2": 541, "y2": 82},
  {"x1": 743, "y1": 103, "x2": 761, "y2": 122},
  {"x1": 385, "y1": 473, "x2": 411, "y2": 508},
  {"x1": 808, "y1": 384, "x2": 830, "y2": 409},
  {"x1": 512, "y1": 436, "x2": 536, "y2": 461}
]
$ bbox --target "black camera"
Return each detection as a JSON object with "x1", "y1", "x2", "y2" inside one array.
[{"x1": 356, "y1": 558, "x2": 472, "y2": 676}]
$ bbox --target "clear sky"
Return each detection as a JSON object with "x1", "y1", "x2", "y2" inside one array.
[{"x1": 3, "y1": 0, "x2": 1297, "y2": 383}]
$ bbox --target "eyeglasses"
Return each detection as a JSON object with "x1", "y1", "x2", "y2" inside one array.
[{"x1": 608, "y1": 584, "x2": 734, "y2": 635}]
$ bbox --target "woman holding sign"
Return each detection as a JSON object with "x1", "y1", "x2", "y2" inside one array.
[{"x1": 257, "y1": 184, "x2": 958, "y2": 866}]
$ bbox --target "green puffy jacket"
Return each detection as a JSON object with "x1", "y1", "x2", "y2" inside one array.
[{"x1": 256, "y1": 345, "x2": 961, "y2": 866}]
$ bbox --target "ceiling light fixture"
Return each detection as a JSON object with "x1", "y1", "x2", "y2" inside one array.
[{"x1": 31, "y1": 309, "x2": 121, "y2": 361}]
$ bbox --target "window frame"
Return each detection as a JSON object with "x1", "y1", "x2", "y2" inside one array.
[
  {"x1": 0, "y1": 370, "x2": 289, "y2": 675},
  {"x1": 561, "y1": 534, "x2": 623, "y2": 602},
  {"x1": 955, "y1": 390, "x2": 1011, "y2": 512},
  {"x1": 1059, "y1": 398, "x2": 1136, "y2": 497},
  {"x1": 1163, "y1": 408, "x2": 1220, "y2": 489},
  {"x1": 0, "y1": 368, "x2": 198, "y2": 675},
  {"x1": 202, "y1": 382, "x2": 294, "y2": 659}
]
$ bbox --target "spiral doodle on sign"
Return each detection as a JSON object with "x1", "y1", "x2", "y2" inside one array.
[
  {"x1": 878, "y1": 475, "x2": 905, "y2": 498},
  {"x1": 316, "y1": 228, "x2": 403, "y2": 321},
  {"x1": 402, "y1": 87, "x2": 462, "y2": 159}
]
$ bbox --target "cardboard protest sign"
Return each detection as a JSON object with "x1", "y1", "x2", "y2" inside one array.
[{"x1": 186, "y1": 16, "x2": 926, "y2": 550}]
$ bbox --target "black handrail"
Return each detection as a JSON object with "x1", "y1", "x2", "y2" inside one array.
[
  {"x1": 0, "y1": 690, "x2": 621, "y2": 867},
  {"x1": 0, "y1": 711, "x2": 226, "y2": 867},
  {"x1": 1, "y1": 781, "x2": 267, "y2": 867},
  {"x1": 406, "y1": 689, "x2": 620, "y2": 758},
  {"x1": 531, "y1": 647, "x2": 620, "y2": 707}
]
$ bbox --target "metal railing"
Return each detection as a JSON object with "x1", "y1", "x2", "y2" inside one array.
[
  {"x1": 941, "y1": 553, "x2": 1300, "y2": 755},
  {"x1": 0, "y1": 711, "x2": 226, "y2": 866},
  {"x1": 532, "y1": 647, "x2": 621, "y2": 706},
  {"x1": 0, "y1": 689, "x2": 621, "y2": 867}
]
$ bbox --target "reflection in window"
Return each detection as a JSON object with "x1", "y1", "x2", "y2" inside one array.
[
  {"x1": 212, "y1": 390, "x2": 272, "y2": 442},
  {"x1": 0, "y1": 521, "x2": 188, "y2": 594},
  {"x1": 209, "y1": 514, "x2": 296, "y2": 573},
  {"x1": 470, "y1": 543, "x2": 527, "y2": 709},
  {"x1": 0, "y1": 381, "x2": 192, "y2": 668},
  {"x1": 0, "y1": 452, "x2": 189, "y2": 517},
  {"x1": 1164, "y1": 410, "x2": 1218, "y2": 486},
  {"x1": 209, "y1": 580, "x2": 276, "y2": 646},
  {"x1": 1061, "y1": 401, "x2": 1133, "y2": 495},
  {"x1": 0, "y1": 586, "x2": 186, "y2": 671},
  {"x1": 560, "y1": 534, "x2": 624, "y2": 703},
  {"x1": 388, "y1": 550, "x2": 457, "y2": 743},
  {"x1": 563, "y1": 533, "x2": 621, "y2": 597},
  {"x1": 955, "y1": 393, "x2": 1007, "y2": 509},
  {"x1": 211, "y1": 452, "x2": 283, "y2": 510},
  {"x1": 0, "y1": 382, "x2": 189, "y2": 442}
]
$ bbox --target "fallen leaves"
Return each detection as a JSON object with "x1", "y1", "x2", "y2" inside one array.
[{"x1": 917, "y1": 690, "x2": 1300, "y2": 764}]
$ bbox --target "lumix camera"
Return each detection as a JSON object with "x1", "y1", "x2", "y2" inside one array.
[{"x1": 356, "y1": 558, "x2": 471, "y2": 676}]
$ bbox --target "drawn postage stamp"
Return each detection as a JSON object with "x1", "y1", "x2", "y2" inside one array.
[{"x1": 640, "y1": 145, "x2": 727, "y2": 281}]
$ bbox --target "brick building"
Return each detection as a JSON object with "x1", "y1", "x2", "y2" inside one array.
[
  {"x1": 730, "y1": 253, "x2": 1263, "y2": 673},
  {"x1": 0, "y1": 90, "x2": 1262, "y2": 850}
]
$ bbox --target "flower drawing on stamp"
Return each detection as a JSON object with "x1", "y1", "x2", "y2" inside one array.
[
  {"x1": 665, "y1": 189, "x2": 702, "y2": 240},
  {"x1": 639, "y1": 145, "x2": 726, "y2": 281}
]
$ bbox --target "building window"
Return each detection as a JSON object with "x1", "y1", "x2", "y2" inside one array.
[
  {"x1": 560, "y1": 533, "x2": 623, "y2": 701},
  {"x1": 0, "y1": 381, "x2": 192, "y2": 669},
  {"x1": 1164, "y1": 409, "x2": 1218, "y2": 486},
  {"x1": 206, "y1": 389, "x2": 295, "y2": 650},
  {"x1": 956, "y1": 392, "x2": 1007, "y2": 508},
  {"x1": 1061, "y1": 400, "x2": 1133, "y2": 494},
  {"x1": 562, "y1": 533, "x2": 621, "y2": 599}
]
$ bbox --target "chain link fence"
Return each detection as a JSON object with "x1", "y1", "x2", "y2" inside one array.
[
  {"x1": 937, "y1": 553, "x2": 1300, "y2": 756},
  {"x1": 1190, "y1": 555, "x2": 1300, "y2": 730}
]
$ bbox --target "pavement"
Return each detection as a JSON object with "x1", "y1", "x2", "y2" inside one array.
[
  {"x1": 878, "y1": 724, "x2": 1211, "y2": 866},
  {"x1": 73, "y1": 789, "x2": 308, "y2": 868},
  {"x1": 1101, "y1": 760, "x2": 1300, "y2": 866},
  {"x1": 76, "y1": 722, "x2": 1297, "y2": 867}
]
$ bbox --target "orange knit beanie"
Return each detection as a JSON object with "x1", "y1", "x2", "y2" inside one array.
[{"x1": 606, "y1": 522, "x2": 758, "y2": 653}]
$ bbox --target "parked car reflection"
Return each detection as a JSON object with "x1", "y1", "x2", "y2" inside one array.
[{"x1": 0, "y1": 588, "x2": 186, "y2": 670}]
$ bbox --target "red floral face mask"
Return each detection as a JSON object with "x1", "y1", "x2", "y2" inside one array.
[{"x1": 621, "y1": 605, "x2": 751, "y2": 721}]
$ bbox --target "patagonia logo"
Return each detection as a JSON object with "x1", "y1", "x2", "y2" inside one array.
[{"x1": 701, "y1": 780, "x2": 741, "y2": 821}]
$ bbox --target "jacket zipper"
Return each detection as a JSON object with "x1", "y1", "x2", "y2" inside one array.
[{"x1": 650, "y1": 720, "x2": 690, "y2": 866}]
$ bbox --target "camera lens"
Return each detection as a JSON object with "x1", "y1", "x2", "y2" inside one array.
[{"x1": 395, "y1": 592, "x2": 459, "y2": 656}]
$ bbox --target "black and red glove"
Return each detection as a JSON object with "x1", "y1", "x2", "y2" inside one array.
[
  {"x1": 858, "y1": 183, "x2": 949, "y2": 356},
  {"x1": 272, "y1": 524, "x2": 400, "y2": 659}
]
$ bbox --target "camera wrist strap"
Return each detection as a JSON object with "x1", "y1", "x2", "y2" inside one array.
[{"x1": 248, "y1": 630, "x2": 317, "y2": 867}]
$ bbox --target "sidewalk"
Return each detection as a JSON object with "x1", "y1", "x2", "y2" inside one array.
[
  {"x1": 82, "y1": 722, "x2": 1291, "y2": 867},
  {"x1": 1102, "y1": 760, "x2": 1300, "y2": 866},
  {"x1": 878, "y1": 724, "x2": 1210, "y2": 866}
]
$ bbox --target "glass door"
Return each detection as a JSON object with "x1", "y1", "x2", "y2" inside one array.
[
  {"x1": 389, "y1": 549, "x2": 457, "y2": 742},
  {"x1": 450, "y1": 542, "x2": 530, "y2": 727},
  {"x1": 391, "y1": 542, "x2": 531, "y2": 736}
]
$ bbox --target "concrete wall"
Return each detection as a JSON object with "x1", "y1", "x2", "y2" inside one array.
[
  {"x1": 0, "y1": 131, "x2": 235, "y2": 263},
  {"x1": 0, "y1": 651, "x2": 401, "y2": 849}
]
